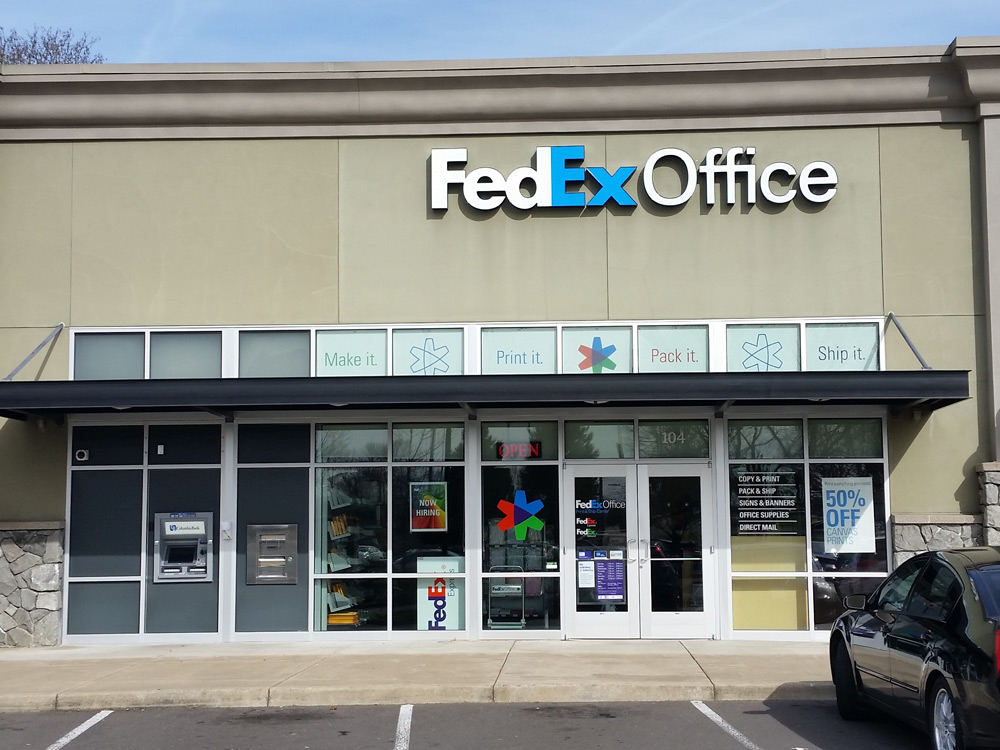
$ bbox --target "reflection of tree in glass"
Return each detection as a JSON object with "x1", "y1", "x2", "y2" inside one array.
[
  {"x1": 638, "y1": 422, "x2": 710, "y2": 458},
  {"x1": 649, "y1": 478, "x2": 701, "y2": 558},
  {"x1": 326, "y1": 467, "x2": 387, "y2": 509},
  {"x1": 316, "y1": 426, "x2": 387, "y2": 462},
  {"x1": 393, "y1": 425, "x2": 463, "y2": 461},
  {"x1": 565, "y1": 424, "x2": 599, "y2": 459},
  {"x1": 808, "y1": 420, "x2": 881, "y2": 458},
  {"x1": 729, "y1": 422, "x2": 801, "y2": 460}
]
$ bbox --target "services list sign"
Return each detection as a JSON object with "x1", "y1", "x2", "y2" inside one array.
[{"x1": 730, "y1": 465, "x2": 805, "y2": 536}]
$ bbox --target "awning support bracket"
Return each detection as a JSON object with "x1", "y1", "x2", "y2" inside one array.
[
  {"x1": 2, "y1": 323, "x2": 65, "y2": 382},
  {"x1": 885, "y1": 313, "x2": 932, "y2": 370},
  {"x1": 714, "y1": 399, "x2": 735, "y2": 418}
]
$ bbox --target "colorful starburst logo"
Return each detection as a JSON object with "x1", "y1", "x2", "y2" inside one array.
[
  {"x1": 497, "y1": 490, "x2": 544, "y2": 541},
  {"x1": 578, "y1": 336, "x2": 617, "y2": 373}
]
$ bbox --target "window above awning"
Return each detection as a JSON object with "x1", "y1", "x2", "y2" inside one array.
[{"x1": 0, "y1": 370, "x2": 970, "y2": 421}]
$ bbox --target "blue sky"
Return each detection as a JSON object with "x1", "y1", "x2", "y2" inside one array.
[{"x1": 1, "y1": 1, "x2": 998, "y2": 64}]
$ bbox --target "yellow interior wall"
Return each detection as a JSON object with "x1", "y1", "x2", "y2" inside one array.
[
  {"x1": 732, "y1": 578, "x2": 808, "y2": 630},
  {"x1": 730, "y1": 536, "x2": 807, "y2": 573}
]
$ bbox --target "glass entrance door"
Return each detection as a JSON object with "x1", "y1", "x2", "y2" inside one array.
[
  {"x1": 564, "y1": 464, "x2": 715, "y2": 639},
  {"x1": 565, "y1": 465, "x2": 639, "y2": 638},
  {"x1": 638, "y1": 464, "x2": 715, "y2": 638}
]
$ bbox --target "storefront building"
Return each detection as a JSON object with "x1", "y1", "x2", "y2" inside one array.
[{"x1": 2, "y1": 37, "x2": 999, "y2": 646}]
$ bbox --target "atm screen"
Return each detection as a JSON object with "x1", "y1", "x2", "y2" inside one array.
[{"x1": 165, "y1": 543, "x2": 198, "y2": 564}]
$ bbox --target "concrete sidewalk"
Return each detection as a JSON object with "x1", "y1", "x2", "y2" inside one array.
[{"x1": 0, "y1": 640, "x2": 834, "y2": 711}]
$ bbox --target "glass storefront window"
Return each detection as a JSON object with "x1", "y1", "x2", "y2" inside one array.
[
  {"x1": 482, "y1": 421, "x2": 558, "y2": 461},
  {"x1": 809, "y1": 463, "x2": 887, "y2": 573},
  {"x1": 482, "y1": 465, "x2": 560, "y2": 574},
  {"x1": 314, "y1": 579, "x2": 387, "y2": 631},
  {"x1": 728, "y1": 417, "x2": 887, "y2": 632},
  {"x1": 392, "y1": 565, "x2": 466, "y2": 632},
  {"x1": 808, "y1": 418, "x2": 883, "y2": 458},
  {"x1": 391, "y1": 466, "x2": 465, "y2": 572},
  {"x1": 728, "y1": 420, "x2": 803, "y2": 460},
  {"x1": 726, "y1": 324, "x2": 801, "y2": 372},
  {"x1": 316, "y1": 424, "x2": 388, "y2": 462},
  {"x1": 729, "y1": 463, "x2": 806, "y2": 572},
  {"x1": 565, "y1": 421, "x2": 635, "y2": 460},
  {"x1": 238, "y1": 330, "x2": 310, "y2": 378},
  {"x1": 813, "y1": 576, "x2": 883, "y2": 630},
  {"x1": 638, "y1": 420, "x2": 710, "y2": 459},
  {"x1": 482, "y1": 577, "x2": 560, "y2": 631},
  {"x1": 391, "y1": 328, "x2": 465, "y2": 376},
  {"x1": 74, "y1": 332, "x2": 145, "y2": 380},
  {"x1": 149, "y1": 331, "x2": 221, "y2": 379},
  {"x1": 392, "y1": 424, "x2": 464, "y2": 462},
  {"x1": 315, "y1": 466, "x2": 388, "y2": 575},
  {"x1": 805, "y1": 323, "x2": 880, "y2": 372}
]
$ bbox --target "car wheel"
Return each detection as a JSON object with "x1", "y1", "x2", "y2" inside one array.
[
  {"x1": 833, "y1": 639, "x2": 865, "y2": 720},
  {"x1": 928, "y1": 678, "x2": 965, "y2": 750}
]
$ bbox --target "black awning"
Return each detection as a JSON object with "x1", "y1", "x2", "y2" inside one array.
[{"x1": 0, "y1": 370, "x2": 969, "y2": 421}]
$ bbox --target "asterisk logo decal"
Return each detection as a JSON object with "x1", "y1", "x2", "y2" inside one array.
[
  {"x1": 741, "y1": 334, "x2": 783, "y2": 371},
  {"x1": 410, "y1": 337, "x2": 450, "y2": 375},
  {"x1": 497, "y1": 490, "x2": 544, "y2": 541},
  {"x1": 578, "y1": 336, "x2": 617, "y2": 373}
]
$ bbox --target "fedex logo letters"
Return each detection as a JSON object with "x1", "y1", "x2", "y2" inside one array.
[{"x1": 430, "y1": 146, "x2": 837, "y2": 212}]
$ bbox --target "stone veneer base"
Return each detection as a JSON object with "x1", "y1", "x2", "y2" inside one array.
[{"x1": 0, "y1": 524, "x2": 64, "y2": 647}]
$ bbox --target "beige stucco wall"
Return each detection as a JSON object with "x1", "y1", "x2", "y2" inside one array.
[
  {"x1": 0, "y1": 419, "x2": 66, "y2": 522},
  {"x1": 69, "y1": 140, "x2": 340, "y2": 327},
  {"x1": 879, "y1": 124, "x2": 985, "y2": 514},
  {"x1": 605, "y1": 129, "x2": 883, "y2": 320},
  {"x1": 0, "y1": 144, "x2": 73, "y2": 522},
  {"x1": 880, "y1": 125, "x2": 981, "y2": 318},
  {"x1": 0, "y1": 144, "x2": 73, "y2": 330}
]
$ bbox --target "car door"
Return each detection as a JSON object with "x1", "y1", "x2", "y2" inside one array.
[
  {"x1": 849, "y1": 555, "x2": 927, "y2": 707},
  {"x1": 886, "y1": 559, "x2": 963, "y2": 719}
]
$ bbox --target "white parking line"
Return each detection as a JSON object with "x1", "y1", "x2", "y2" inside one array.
[
  {"x1": 45, "y1": 710, "x2": 113, "y2": 750},
  {"x1": 691, "y1": 701, "x2": 764, "y2": 750},
  {"x1": 394, "y1": 703, "x2": 414, "y2": 750}
]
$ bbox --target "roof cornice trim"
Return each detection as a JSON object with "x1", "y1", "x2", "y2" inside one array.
[{"x1": 1, "y1": 38, "x2": 997, "y2": 139}]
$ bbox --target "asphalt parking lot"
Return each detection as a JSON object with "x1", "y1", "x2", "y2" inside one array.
[{"x1": 1, "y1": 700, "x2": 928, "y2": 750}]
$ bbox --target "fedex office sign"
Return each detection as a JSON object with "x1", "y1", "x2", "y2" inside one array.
[{"x1": 430, "y1": 146, "x2": 837, "y2": 212}]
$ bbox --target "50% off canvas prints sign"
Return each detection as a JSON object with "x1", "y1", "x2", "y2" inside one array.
[{"x1": 822, "y1": 477, "x2": 876, "y2": 553}]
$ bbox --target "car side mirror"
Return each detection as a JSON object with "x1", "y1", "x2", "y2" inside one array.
[
  {"x1": 843, "y1": 594, "x2": 868, "y2": 611},
  {"x1": 875, "y1": 610, "x2": 897, "y2": 626}
]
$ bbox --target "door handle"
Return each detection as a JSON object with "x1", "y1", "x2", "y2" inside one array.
[
  {"x1": 626, "y1": 538, "x2": 638, "y2": 563},
  {"x1": 639, "y1": 538, "x2": 650, "y2": 565}
]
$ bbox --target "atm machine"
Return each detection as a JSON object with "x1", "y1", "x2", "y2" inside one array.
[{"x1": 153, "y1": 512, "x2": 213, "y2": 583}]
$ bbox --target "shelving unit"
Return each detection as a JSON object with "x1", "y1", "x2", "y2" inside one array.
[
  {"x1": 318, "y1": 471, "x2": 386, "y2": 575},
  {"x1": 322, "y1": 581, "x2": 361, "y2": 627}
]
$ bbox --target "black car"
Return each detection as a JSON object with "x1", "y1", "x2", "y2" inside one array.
[{"x1": 830, "y1": 547, "x2": 1000, "y2": 749}]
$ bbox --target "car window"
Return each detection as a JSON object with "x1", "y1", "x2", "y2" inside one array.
[
  {"x1": 968, "y1": 565, "x2": 1000, "y2": 619},
  {"x1": 874, "y1": 556, "x2": 926, "y2": 612},
  {"x1": 906, "y1": 560, "x2": 962, "y2": 620}
]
